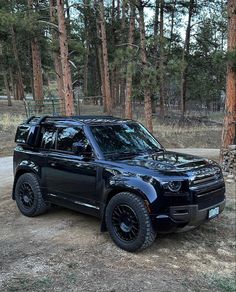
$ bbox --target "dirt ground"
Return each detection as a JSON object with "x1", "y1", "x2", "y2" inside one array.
[
  {"x1": 0, "y1": 100, "x2": 223, "y2": 157},
  {"x1": 0, "y1": 156, "x2": 235, "y2": 292}
]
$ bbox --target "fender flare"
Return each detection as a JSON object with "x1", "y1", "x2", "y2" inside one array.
[{"x1": 12, "y1": 160, "x2": 41, "y2": 199}]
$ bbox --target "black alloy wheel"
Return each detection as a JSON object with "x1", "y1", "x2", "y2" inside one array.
[
  {"x1": 18, "y1": 182, "x2": 34, "y2": 208},
  {"x1": 106, "y1": 192, "x2": 157, "y2": 252},
  {"x1": 15, "y1": 173, "x2": 49, "y2": 217},
  {"x1": 112, "y1": 204, "x2": 139, "y2": 241}
]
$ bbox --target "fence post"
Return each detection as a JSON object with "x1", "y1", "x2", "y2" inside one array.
[{"x1": 52, "y1": 98, "x2": 55, "y2": 116}]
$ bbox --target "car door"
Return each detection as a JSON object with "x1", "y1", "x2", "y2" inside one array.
[{"x1": 44, "y1": 126, "x2": 99, "y2": 214}]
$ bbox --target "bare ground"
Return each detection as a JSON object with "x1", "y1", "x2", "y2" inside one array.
[{"x1": 0, "y1": 156, "x2": 235, "y2": 292}]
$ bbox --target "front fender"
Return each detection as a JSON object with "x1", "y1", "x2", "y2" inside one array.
[{"x1": 102, "y1": 171, "x2": 162, "y2": 211}]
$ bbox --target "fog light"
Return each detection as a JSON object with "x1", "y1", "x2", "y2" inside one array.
[{"x1": 168, "y1": 181, "x2": 182, "y2": 192}]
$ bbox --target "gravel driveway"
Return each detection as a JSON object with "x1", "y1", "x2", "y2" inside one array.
[{"x1": 0, "y1": 151, "x2": 235, "y2": 292}]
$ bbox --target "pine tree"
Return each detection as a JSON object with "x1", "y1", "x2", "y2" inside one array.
[
  {"x1": 222, "y1": 0, "x2": 236, "y2": 148},
  {"x1": 57, "y1": 0, "x2": 74, "y2": 116}
]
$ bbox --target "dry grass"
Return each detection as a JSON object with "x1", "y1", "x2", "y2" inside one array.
[{"x1": 0, "y1": 113, "x2": 25, "y2": 131}]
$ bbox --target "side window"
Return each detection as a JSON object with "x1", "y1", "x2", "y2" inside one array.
[
  {"x1": 57, "y1": 127, "x2": 89, "y2": 152},
  {"x1": 40, "y1": 127, "x2": 56, "y2": 149}
]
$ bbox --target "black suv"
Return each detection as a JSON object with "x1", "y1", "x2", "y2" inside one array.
[{"x1": 13, "y1": 116, "x2": 225, "y2": 251}]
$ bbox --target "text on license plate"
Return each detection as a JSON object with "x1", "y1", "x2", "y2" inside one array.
[{"x1": 208, "y1": 206, "x2": 220, "y2": 219}]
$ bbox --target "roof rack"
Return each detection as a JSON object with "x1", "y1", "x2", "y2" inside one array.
[{"x1": 25, "y1": 115, "x2": 50, "y2": 125}]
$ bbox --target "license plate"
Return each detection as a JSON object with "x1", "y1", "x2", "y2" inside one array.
[{"x1": 208, "y1": 206, "x2": 220, "y2": 219}]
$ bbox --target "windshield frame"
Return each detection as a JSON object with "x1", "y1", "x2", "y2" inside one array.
[{"x1": 88, "y1": 121, "x2": 164, "y2": 159}]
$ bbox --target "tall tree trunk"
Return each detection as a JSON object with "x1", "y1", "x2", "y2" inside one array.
[
  {"x1": 117, "y1": 0, "x2": 120, "y2": 20},
  {"x1": 180, "y1": 0, "x2": 194, "y2": 116},
  {"x1": 98, "y1": 0, "x2": 112, "y2": 114},
  {"x1": 159, "y1": 0, "x2": 164, "y2": 118},
  {"x1": 125, "y1": 2, "x2": 135, "y2": 119},
  {"x1": 57, "y1": 0, "x2": 74, "y2": 116},
  {"x1": 153, "y1": 0, "x2": 159, "y2": 114},
  {"x1": 121, "y1": 0, "x2": 128, "y2": 36},
  {"x1": 153, "y1": 0, "x2": 159, "y2": 53},
  {"x1": 138, "y1": 3, "x2": 153, "y2": 132},
  {"x1": 28, "y1": 0, "x2": 44, "y2": 111},
  {"x1": 221, "y1": 0, "x2": 236, "y2": 149},
  {"x1": 50, "y1": 0, "x2": 64, "y2": 113},
  {"x1": 31, "y1": 37, "x2": 44, "y2": 111},
  {"x1": 11, "y1": 26, "x2": 24, "y2": 100},
  {"x1": 169, "y1": 0, "x2": 176, "y2": 53},
  {"x1": 9, "y1": 67, "x2": 16, "y2": 100},
  {"x1": 3, "y1": 71, "x2": 12, "y2": 106},
  {"x1": 95, "y1": 1, "x2": 106, "y2": 109},
  {"x1": 83, "y1": 0, "x2": 89, "y2": 97}
]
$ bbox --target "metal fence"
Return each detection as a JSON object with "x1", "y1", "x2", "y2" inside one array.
[{"x1": 23, "y1": 96, "x2": 103, "y2": 118}]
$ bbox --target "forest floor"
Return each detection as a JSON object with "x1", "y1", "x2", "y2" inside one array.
[
  {"x1": 0, "y1": 156, "x2": 235, "y2": 292},
  {"x1": 0, "y1": 100, "x2": 223, "y2": 157}
]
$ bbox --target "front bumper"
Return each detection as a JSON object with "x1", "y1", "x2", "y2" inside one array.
[{"x1": 152, "y1": 198, "x2": 226, "y2": 233}]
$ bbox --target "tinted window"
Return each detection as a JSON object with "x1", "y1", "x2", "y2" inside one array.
[
  {"x1": 57, "y1": 127, "x2": 88, "y2": 152},
  {"x1": 15, "y1": 126, "x2": 30, "y2": 143},
  {"x1": 41, "y1": 127, "x2": 56, "y2": 149},
  {"x1": 90, "y1": 122, "x2": 162, "y2": 155}
]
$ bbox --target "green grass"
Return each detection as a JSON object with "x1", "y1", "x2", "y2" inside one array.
[{"x1": 211, "y1": 275, "x2": 236, "y2": 292}]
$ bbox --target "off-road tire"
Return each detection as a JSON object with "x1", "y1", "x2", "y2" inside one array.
[
  {"x1": 105, "y1": 192, "x2": 157, "y2": 252},
  {"x1": 15, "y1": 173, "x2": 48, "y2": 217}
]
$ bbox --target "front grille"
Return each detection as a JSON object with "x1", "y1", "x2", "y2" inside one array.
[
  {"x1": 192, "y1": 174, "x2": 219, "y2": 185},
  {"x1": 195, "y1": 187, "x2": 225, "y2": 210},
  {"x1": 189, "y1": 167, "x2": 225, "y2": 210}
]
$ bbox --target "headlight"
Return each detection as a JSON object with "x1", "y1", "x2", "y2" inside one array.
[{"x1": 168, "y1": 181, "x2": 182, "y2": 192}]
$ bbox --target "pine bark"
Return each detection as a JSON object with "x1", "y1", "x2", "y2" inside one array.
[
  {"x1": 180, "y1": 0, "x2": 194, "y2": 116},
  {"x1": 50, "y1": 0, "x2": 64, "y2": 113},
  {"x1": 154, "y1": 0, "x2": 159, "y2": 40},
  {"x1": 9, "y1": 67, "x2": 16, "y2": 100},
  {"x1": 57, "y1": 0, "x2": 74, "y2": 116},
  {"x1": 94, "y1": 2, "x2": 106, "y2": 108},
  {"x1": 222, "y1": 0, "x2": 236, "y2": 148},
  {"x1": 3, "y1": 71, "x2": 12, "y2": 106},
  {"x1": 169, "y1": 0, "x2": 176, "y2": 52},
  {"x1": 159, "y1": 0, "x2": 164, "y2": 118},
  {"x1": 31, "y1": 37, "x2": 44, "y2": 110},
  {"x1": 11, "y1": 26, "x2": 24, "y2": 100},
  {"x1": 98, "y1": 0, "x2": 112, "y2": 114},
  {"x1": 138, "y1": 3, "x2": 153, "y2": 132},
  {"x1": 125, "y1": 3, "x2": 135, "y2": 119},
  {"x1": 83, "y1": 0, "x2": 89, "y2": 97},
  {"x1": 28, "y1": 0, "x2": 44, "y2": 111}
]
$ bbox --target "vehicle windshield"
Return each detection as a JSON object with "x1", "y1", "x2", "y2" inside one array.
[{"x1": 90, "y1": 122, "x2": 163, "y2": 157}]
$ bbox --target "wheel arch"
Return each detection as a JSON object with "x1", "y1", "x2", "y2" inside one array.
[
  {"x1": 100, "y1": 186, "x2": 153, "y2": 232},
  {"x1": 12, "y1": 165, "x2": 41, "y2": 200}
]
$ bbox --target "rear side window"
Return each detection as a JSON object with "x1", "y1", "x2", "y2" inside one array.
[
  {"x1": 15, "y1": 126, "x2": 30, "y2": 144},
  {"x1": 41, "y1": 127, "x2": 56, "y2": 149},
  {"x1": 57, "y1": 127, "x2": 88, "y2": 152}
]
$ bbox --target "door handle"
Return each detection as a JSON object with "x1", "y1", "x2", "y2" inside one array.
[{"x1": 50, "y1": 162, "x2": 56, "y2": 167}]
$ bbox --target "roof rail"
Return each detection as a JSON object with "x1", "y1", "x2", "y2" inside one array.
[{"x1": 68, "y1": 115, "x2": 114, "y2": 119}]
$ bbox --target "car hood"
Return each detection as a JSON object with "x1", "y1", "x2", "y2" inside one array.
[{"x1": 113, "y1": 151, "x2": 215, "y2": 174}]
